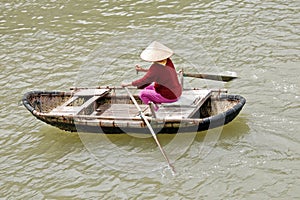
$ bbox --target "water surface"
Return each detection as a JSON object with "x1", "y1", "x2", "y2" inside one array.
[{"x1": 1, "y1": 0, "x2": 299, "y2": 199}]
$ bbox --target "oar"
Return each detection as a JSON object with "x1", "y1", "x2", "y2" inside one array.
[
  {"x1": 124, "y1": 87, "x2": 176, "y2": 174},
  {"x1": 136, "y1": 68, "x2": 237, "y2": 82},
  {"x1": 182, "y1": 72, "x2": 237, "y2": 82}
]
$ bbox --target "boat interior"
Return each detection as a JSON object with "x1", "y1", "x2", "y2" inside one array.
[{"x1": 47, "y1": 88, "x2": 214, "y2": 119}]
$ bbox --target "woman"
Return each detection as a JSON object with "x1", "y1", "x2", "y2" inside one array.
[{"x1": 121, "y1": 41, "x2": 182, "y2": 109}]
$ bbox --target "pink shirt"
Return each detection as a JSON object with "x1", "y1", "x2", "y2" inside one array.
[{"x1": 132, "y1": 58, "x2": 182, "y2": 100}]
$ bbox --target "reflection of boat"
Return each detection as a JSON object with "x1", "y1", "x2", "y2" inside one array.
[{"x1": 22, "y1": 86, "x2": 246, "y2": 134}]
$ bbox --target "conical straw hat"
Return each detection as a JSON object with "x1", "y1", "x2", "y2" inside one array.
[{"x1": 140, "y1": 41, "x2": 174, "y2": 62}]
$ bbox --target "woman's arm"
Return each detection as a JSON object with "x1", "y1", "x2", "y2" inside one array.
[{"x1": 121, "y1": 64, "x2": 155, "y2": 88}]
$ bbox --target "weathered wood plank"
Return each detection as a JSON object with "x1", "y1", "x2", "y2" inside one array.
[
  {"x1": 49, "y1": 89, "x2": 110, "y2": 115},
  {"x1": 74, "y1": 89, "x2": 110, "y2": 96},
  {"x1": 96, "y1": 104, "x2": 149, "y2": 118},
  {"x1": 188, "y1": 90, "x2": 212, "y2": 117},
  {"x1": 155, "y1": 106, "x2": 197, "y2": 118},
  {"x1": 156, "y1": 89, "x2": 212, "y2": 118},
  {"x1": 76, "y1": 96, "x2": 100, "y2": 115}
]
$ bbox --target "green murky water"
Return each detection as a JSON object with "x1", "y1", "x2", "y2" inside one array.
[{"x1": 1, "y1": 1, "x2": 299, "y2": 199}]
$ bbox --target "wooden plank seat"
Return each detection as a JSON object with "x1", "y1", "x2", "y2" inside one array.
[
  {"x1": 154, "y1": 90, "x2": 212, "y2": 119},
  {"x1": 95, "y1": 104, "x2": 150, "y2": 118},
  {"x1": 49, "y1": 89, "x2": 109, "y2": 115},
  {"x1": 73, "y1": 89, "x2": 109, "y2": 97}
]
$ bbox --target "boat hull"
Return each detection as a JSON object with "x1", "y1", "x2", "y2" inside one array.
[{"x1": 22, "y1": 89, "x2": 245, "y2": 134}]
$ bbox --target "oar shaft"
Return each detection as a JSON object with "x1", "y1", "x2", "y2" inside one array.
[
  {"x1": 135, "y1": 69, "x2": 237, "y2": 82},
  {"x1": 124, "y1": 87, "x2": 175, "y2": 174}
]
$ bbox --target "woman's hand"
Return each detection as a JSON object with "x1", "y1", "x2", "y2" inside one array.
[{"x1": 135, "y1": 65, "x2": 144, "y2": 72}]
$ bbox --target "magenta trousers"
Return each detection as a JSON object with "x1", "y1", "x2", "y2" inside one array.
[{"x1": 139, "y1": 85, "x2": 178, "y2": 104}]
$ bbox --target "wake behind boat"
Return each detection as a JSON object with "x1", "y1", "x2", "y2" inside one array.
[{"x1": 22, "y1": 86, "x2": 246, "y2": 134}]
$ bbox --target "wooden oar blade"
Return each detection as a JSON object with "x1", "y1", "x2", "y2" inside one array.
[{"x1": 183, "y1": 72, "x2": 237, "y2": 82}]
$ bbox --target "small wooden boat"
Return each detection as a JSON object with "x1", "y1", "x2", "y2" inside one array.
[{"x1": 22, "y1": 86, "x2": 246, "y2": 134}]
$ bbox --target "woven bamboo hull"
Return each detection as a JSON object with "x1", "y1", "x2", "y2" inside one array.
[{"x1": 22, "y1": 88, "x2": 246, "y2": 134}]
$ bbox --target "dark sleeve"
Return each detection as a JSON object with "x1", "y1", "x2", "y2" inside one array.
[{"x1": 132, "y1": 65, "x2": 157, "y2": 88}]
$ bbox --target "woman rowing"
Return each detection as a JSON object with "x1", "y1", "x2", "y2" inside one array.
[{"x1": 121, "y1": 41, "x2": 182, "y2": 110}]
